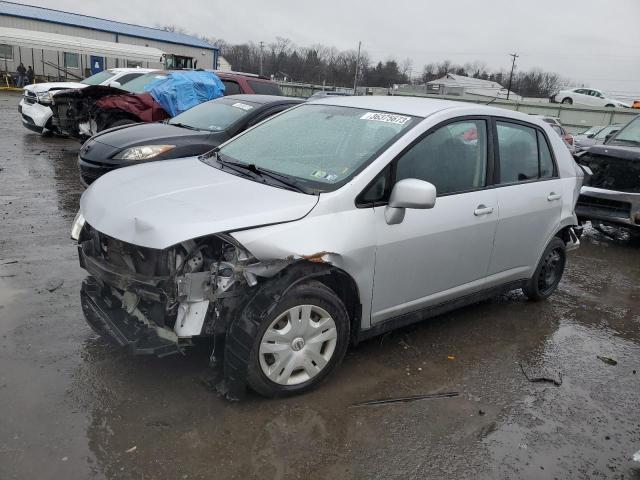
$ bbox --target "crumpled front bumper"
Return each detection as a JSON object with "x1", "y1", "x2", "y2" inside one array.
[
  {"x1": 19, "y1": 98, "x2": 52, "y2": 132},
  {"x1": 81, "y1": 277, "x2": 181, "y2": 357}
]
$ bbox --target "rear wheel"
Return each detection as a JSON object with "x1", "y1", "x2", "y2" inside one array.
[
  {"x1": 605, "y1": 104, "x2": 615, "y2": 108},
  {"x1": 562, "y1": 97, "x2": 573, "y2": 105},
  {"x1": 523, "y1": 237, "x2": 566, "y2": 301},
  {"x1": 245, "y1": 281, "x2": 350, "y2": 397}
]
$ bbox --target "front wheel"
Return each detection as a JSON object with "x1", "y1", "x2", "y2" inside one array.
[
  {"x1": 523, "y1": 237, "x2": 566, "y2": 301},
  {"x1": 245, "y1": 281, "x2": 350, "y2": 397},
  {"x1": 562, "y1": 97, "x2": 573, "y2": 104}
]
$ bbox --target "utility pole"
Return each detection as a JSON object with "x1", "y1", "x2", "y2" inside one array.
[
  {"x1": 353, "y1": 41, "x2": 361, "y2": 95},
  {"x1": 506, "y1": 52, "x2": 519, "y2": 100},
  {"x1": 259, "y1": 41, "x2": 264, "y2": 76}
]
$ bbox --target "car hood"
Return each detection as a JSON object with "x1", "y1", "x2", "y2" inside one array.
[
  {"x1": 91, "y1": 122, "x2": 211, "y2": 149},
  {"x1": 588, "y1": 144, "x2": 640, "y2": 161},
  {"x1": 24, "y1": 82, "x2": 86, "y2": 94},
  {"x1": 80, "y1": 157, "x2": 319, "y2": 250}
]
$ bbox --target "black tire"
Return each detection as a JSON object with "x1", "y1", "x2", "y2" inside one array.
[
  {"x1": 561, "y1": 97, "x2": 573, "y2": 105},
  {"x1": 244, "y1": 281, "x2": 350, "y2": 398},
  {"x1": 605, "y1": 104, "x2": 615, "y2": 108},
  {"x1": 523, "y1": 237, "x2": 566, "y2": 301}
]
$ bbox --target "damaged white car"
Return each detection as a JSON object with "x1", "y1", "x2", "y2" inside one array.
[{"x1": 72, "y1": 97, "x2": 583, "y2": 398}]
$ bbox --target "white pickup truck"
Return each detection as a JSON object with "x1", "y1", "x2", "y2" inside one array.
[{"x1": 19, "y1": 68, "x2": 153, "y2": 134}]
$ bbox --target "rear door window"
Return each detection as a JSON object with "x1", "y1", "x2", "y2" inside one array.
[{"x1": 496, "y1": 121, "x2": 556, "y2": 183}]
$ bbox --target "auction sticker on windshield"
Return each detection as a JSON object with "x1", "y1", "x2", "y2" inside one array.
[
  {"x1": 232, "y1": 102, "x2": 254, "y2": 111},
  {"x1": 360, "y1": 112, "x2": 411, "y2": 125}
]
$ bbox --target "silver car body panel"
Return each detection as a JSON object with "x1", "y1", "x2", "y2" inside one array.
[
  {"x1": 80, "y1": 157, "x2": 319, "y2": 250},
  {"x1": 78, "y1": 96, "x2": 581, "y2": 334}
]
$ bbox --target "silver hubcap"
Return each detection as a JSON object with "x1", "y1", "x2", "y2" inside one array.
[{"x1": 259, "y1": 305, "x2": 337, "y2": 386}]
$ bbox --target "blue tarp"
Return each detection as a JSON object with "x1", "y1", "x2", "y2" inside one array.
[{"x1": 144, "y1": 71, "x2": 225, "y2": 117}]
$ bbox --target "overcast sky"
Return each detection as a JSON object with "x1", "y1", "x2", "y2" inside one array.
[{"x1": 25, "y1": 0, "x2": 640, "y2": 97}]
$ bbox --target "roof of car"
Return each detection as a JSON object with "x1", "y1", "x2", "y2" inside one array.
[
  {"x1": 222, "y1": 94, "x2": 303, "y2": 105},
  {"x1": 108, "y1": 68, "x2": 155, "y2": 74},
  {"x1": 307, "y1": 95, "x2": 517, "y2": 119}
]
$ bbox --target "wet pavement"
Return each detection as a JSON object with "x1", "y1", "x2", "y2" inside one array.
[{"x1": 1, "y1": 90, "x2": 639, "y2": 480}]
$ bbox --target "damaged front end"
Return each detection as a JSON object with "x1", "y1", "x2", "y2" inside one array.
[
  {"x1": 52, "y1": 85, "x2": 125, "y2": 139},
  {"x1": 76, "y1": 222, "x2": 293, "y2": 357},
  {"x1": 575, "y1": 146, "x2": 640, "y2": 229}
]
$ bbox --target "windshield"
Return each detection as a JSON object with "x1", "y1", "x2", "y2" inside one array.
[
  {"x1": 81, "y1": 70, "x2": 115, "y2": 86},
  {"x1": 120, "y1": 73, "x2": 166, "y2": 93},
  {"x1": 169, "y1": 98, "x2": 258, "y2": 131},
  {"x1": 582, "y1": 126, "x2": 604, "y2": 136},
  {"x1": 596, "y1": 125, "x2": 621, "y2": 140},
  {"x1": 213, "y1": 104, "x2": 418, "y2": 191},
  {"x1": 608, "y1": 117, "x2": 640, "y2": 145}
]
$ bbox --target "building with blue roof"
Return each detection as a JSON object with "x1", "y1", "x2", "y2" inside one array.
[{"x1": 0, "y1": 1, "x2": 219, "y2": 80}]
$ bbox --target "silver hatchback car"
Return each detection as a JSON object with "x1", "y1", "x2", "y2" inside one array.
[{"x1": 72, "y1": 97, "x2": 583, "y2": 398}]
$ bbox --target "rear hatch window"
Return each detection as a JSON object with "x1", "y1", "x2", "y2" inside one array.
[{"x1": 247, "y1": 80, "x2": 282, "y2": 96}]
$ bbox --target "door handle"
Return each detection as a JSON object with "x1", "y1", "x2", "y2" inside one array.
[
  {"x1": 547, "y1": 193, "x2": 562, "y2": 201},
  {"x1": 474, "y1": 205, "x2": 494, "y2": 216}
]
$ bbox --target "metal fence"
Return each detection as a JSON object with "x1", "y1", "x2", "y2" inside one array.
[
  {"x1": 393, "y1": 91, "x2": 639, "y2": 133},
  {"x1": 276, "y1": 81, "x2": 638, "y2": 133}
]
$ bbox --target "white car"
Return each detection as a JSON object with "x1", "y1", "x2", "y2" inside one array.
[
  {"x1": 72, "y1": 96, "x2": 584, "y2": 398},
  {"x1": 551, "y1": 88, "x2": 629, "y2": 108},
  {"x1": 19, "y1": 68, "x2": 154, "y2": 134}
]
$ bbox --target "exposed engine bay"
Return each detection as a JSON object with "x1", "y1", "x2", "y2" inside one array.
[
  {"x1": 51, "y1": 86, "x2": 168, "y2": 140},
  {"x1": 77, "y1": 222, "x2": 292, "y2": 356},
  {"x1": 577, "y1": 148, "x2": 640, "y2": 193}
]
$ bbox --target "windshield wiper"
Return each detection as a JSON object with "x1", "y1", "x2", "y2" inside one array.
[
  {"x1": 169, "y1": 122, "x2": 203, "y2": 131},
  {"x1": 214, "y1": 155, "x2": 308, "y2": 194},
  {"x1": 249, "y1": 165, "x2": 309, "y2": 194}
]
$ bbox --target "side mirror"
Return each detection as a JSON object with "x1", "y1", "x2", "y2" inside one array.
[
  {"x1": 586, "y1": 133, "x2": 594, "y2": 139},
  {"x1": 385, "y1": 179, "x2": 436, "y2": 225},
  {"x1": 109, "y1": 81, "x2": 121, "y2": 88}
]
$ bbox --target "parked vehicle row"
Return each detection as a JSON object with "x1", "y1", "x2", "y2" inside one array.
[
  {"x1": 18, "y1": 67, "x2": 154, "y2": 134},
  {"x1": 70, "y1": 96, "x2": 584, "y2": 398},
  {"x1": 52, "y1": 70, "x2": 282, "y2": 141},
  {"x1": 573, "y1": 124, "x2": 623, "y2": 153},
  {"x1": 19, "y1": 68, "x2": 283, "y2": 139},
  {"x1": 575, "y1": 114, "x2": 640, "y2": 231},
  {"x1": 78, "y1": 94, "x2": 302, "y2": 185}
]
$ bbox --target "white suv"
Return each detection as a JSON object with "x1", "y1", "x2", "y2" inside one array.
[
  {"x1": 19, "y1": 68, "x2": 153, "y2": 134},
  {"x1": 72, "y1": 97, "x2": 583, "y2": 398}
]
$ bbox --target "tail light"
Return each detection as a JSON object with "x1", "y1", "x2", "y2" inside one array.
[{"x1": 563, "y1": 134, "x2": 574, "y2": 145}]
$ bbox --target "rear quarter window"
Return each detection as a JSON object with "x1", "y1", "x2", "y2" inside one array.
[
  {"x1": 247, "y1": 80, "x2": 283, "y2": 95},
  {"x1": 222, "y1": 80, "x2": 241, "y2": 95}
]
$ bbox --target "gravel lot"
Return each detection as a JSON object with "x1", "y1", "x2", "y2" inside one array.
[{"x1": 1, "y1": 91, "x2": 639, "y2": 480}]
